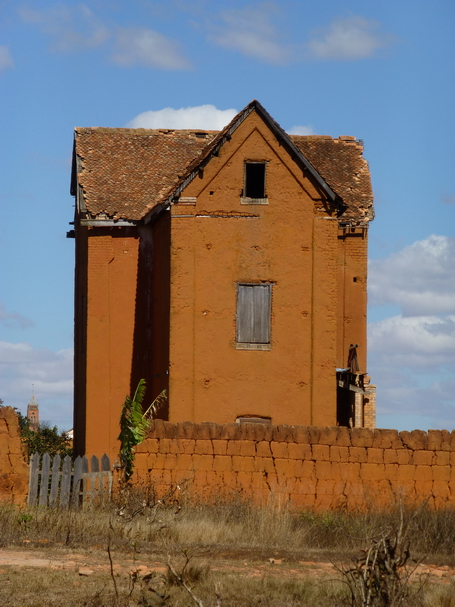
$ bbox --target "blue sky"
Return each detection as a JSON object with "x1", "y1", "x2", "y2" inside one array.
[{"x1": 1, "y1": 0, "x2": 455, "y2": 432}]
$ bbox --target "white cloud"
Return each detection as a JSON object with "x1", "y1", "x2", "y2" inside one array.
[
  {"x1": 208, "y1": 3, "x2": 292, "y2": 64},
  {"x1": 369, "y1": 315, "x2": 455, "y2": 368},
  {"x1": 112, "y1": 27, "x2": 190, "y2": 70},
  {"x1": 19, "y1": 4, "x2": 109, "y2": 52},
  {"x1": 0, "y1": 341, "x2": 73, "y2": 430},
  {"x1": 369, "y1": 235, "x2": 455, "y2": 316},
  {"x1": 369, "y1": 315, "x2": 455, "y2": 430},
  {"x1": 127, "y1": 104, "x2": 237, "y2": 129},
  {"x1": 0, "y1": 45, "x2": 14, "y2": 70},
  {"x1": 19, "y1": 5, "x2": 189, "y2": 70},
  {"x1": 287, "y1": 125, "x2": 314, "y2": 136},
  {"x1": 0, "y1": 302, "x2": 33, "y2": 329},
  {"x1": 306, "y1": 16, "x2": 393, "y2": 60},
  {"x1": 368, "y1": 235, "x2": 455, "y2": 429}
]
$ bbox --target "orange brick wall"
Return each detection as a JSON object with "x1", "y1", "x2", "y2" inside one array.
[
  {"x1": 134, "y1": 421, "x2": 455, "y2": 511},
  {"x1": 337, "y1": 228, "x2": 368, "y2": 372},
  {"x1": 0, "y1": 407, "x2": 29, "y2": 505},
  {"x1": 74, "y1": 111, "x2": 373, "y2": 459},
  {"x1": 168, "y1": 111, "x2": 341, "y2": 428}
]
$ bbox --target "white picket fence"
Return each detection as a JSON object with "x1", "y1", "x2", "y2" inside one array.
[{"x1": 28, "y1": 453, "x2": 113, "y2": 508}]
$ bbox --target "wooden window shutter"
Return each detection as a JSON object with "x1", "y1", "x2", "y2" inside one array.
[{"x1": 236, "y1": 284, "x2": 271, "y2": 343}]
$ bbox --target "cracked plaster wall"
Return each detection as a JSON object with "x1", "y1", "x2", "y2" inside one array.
[{"x1": 0, "y1": 407, "x2": 29, "y2": 505}]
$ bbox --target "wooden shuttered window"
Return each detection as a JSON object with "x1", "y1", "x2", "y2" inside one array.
[{"x1": 236, "y1": 284, "x2": 272, "y2": 344}]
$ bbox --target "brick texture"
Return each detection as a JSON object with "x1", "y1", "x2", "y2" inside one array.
[{"x1": 133, "y1": 422, "x2": 455, "y2": 511}]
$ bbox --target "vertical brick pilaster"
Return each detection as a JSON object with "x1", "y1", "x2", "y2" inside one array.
[{"x1": 363, "y1": 380, "x2": 376, "y2": 429}]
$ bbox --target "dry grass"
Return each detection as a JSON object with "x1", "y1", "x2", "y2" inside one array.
[
  {"x1": 2, "y1": 495, "x2": 455, "y2": 558},
  {"x1": 0, "y1": 559, "x2": 454, "y2": 607},
  {"x1": 1, "y1": 494, "x2": 455, "y2": 606},
  {"x1": 0, "y1": 565, "x2": 345, "y2": 607}
]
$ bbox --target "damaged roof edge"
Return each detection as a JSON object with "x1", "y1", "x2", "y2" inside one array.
[
  {"x1": 142, "y1": 100, "x2": 341, "y2": 224},
  {"x1": 253, "y1": 101, "x2": 339, "y2": 205}
]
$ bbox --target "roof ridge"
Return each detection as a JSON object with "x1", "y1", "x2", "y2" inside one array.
[
  {"x1": 142, "y1": 100, "x2": 339, "y2": 221},
  {"x1": 72, "y1": 101, "x2": 374, "y2": 225},
  {"x1": 75, "y1": 126, "x2": 220, "y2": 135}
]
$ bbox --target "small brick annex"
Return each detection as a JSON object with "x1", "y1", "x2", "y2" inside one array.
[
  {"x1": 0, "y1": 407, "x2": 29, "y2": 505},
  {"x1": 134, "y1": 421, "x2": 455, "y2": 511}
]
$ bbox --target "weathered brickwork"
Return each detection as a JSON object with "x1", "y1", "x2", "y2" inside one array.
[
  {"x1": 0, "y1": 407, "x2": 29, "y2": 505},
  {"x1": 134, "y1": 421, "x2": 455, "y2": 511},
  {"x1": 363, "y1": 379, "x2": 376, "y2": 429},
  {"x1": 72, "y1": 101, "x2": 375, "y2": 460}
]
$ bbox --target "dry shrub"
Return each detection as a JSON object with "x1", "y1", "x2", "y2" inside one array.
[{"x1": 338, "y1": 506, "x2": 421, "y2": 607}]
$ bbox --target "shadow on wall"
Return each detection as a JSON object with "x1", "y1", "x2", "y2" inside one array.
[{"x1": 130, "y1": 219, "x2": 170, "y2": 420}]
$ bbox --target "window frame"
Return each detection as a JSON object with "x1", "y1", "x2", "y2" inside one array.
[
  {"x1": 235, "y1": 282, "x2": 272, "y2": 350},
  {"x1": 241, "y1": 161, "x2": 268, "y2": 205}
]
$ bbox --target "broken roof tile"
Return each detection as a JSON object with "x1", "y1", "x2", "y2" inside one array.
[{"x1": 73, "y1": 115, "x2": 373, "y2": 225}]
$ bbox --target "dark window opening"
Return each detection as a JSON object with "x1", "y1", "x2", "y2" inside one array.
[
  {"x1": 245, "y1": 163, "x2": 266, "y2": 199},
  {"x1": 337, "y1": 382, "x2": 354, "y2": 427},
  {"x1": 236, "y1": 283, "x2": 271, "y2": 344}
]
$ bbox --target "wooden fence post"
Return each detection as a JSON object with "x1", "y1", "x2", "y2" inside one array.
[
  {"x1": 27, "y1": 452, "x2": 112, "y2": 509},
  {"x1": 49, "y1": 454, "x2": 61, "y2": 508},
  {"x1": 38, "y1": 453, "x2": 51, "y2": 507},
  {"x1": 28, "y1": 452, "x2": 40, "y2": 507},
  {"x1": 59, "y1": 455, "x2": 72, "y2": 508}
]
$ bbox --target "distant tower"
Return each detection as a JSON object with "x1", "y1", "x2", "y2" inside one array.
[{"x1": 27, "y1": 393, "x2": 40, "y2": 431}]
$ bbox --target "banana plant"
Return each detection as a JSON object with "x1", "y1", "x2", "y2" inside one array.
[
  {"x1": 118, "y1": 379, "x2": 149, "y2": 481},
  {"x1": 118, "y1": 381, "x2": 167, "y2": 481}
]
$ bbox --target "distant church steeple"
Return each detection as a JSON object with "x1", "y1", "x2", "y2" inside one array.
[{"x1": 27, "y1": 388, "x2": 39, "y2": 432}]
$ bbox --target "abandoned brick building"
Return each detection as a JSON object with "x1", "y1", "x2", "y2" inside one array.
[{"x1": 70, "y1": 100, "x2": 376, "y2": 460}]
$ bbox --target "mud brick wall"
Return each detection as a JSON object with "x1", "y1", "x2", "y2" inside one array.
[
  {"x1": 0, "y1": 407, "x2": 29, "y2": 505},
  {"x1": 134, "y1": 421, "x2": 455, "y2": 511}
]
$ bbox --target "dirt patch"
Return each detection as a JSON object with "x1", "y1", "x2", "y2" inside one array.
[{"x1": 1, "y1": 547, "x2": 455, "y2": 584}]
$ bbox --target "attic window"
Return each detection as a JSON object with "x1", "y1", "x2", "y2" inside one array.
[{"x1": 241, "y1": 162, "x2": 268, "y2": 205}]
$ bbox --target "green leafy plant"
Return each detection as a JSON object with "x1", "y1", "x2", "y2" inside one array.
[
  {"x1": 21, "y1": 423, "x2": 73, "y2": 458},
  {"x1": 118, "y1": 379, "x2": 149, "y2": 482},
  {"x1": 2, "y1": 405, "x2": 73, "y2": 458},
  {"x1": 118, "y1": 383, "x2": 167, "y2": 482}
]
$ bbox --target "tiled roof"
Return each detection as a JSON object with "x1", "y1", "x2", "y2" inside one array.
[
  {"x1": 290, "y1": 135, "x2": 374, "y2": 224},
  {"x1": 73, "y1": 115, "x2": 373, "y2": 224},
  {"x1": 74, "y1": 127, "x2": 218, "y2": 221}
]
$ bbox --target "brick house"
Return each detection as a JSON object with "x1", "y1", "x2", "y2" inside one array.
[{"x1": 70, "y1": 100, "x2": 375, "y2": 460}]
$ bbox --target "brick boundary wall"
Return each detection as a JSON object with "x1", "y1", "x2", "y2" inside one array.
[
  {"x1": 134, "y1": 421, "x2": 455, "y2": 511},
  {"x1": 0, "y1": 407, "x2": 29, "y2": 505}
]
